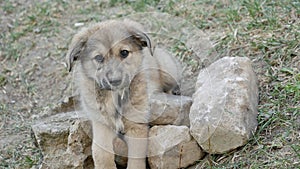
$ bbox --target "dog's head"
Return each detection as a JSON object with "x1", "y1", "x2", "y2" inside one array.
[{"x1": 66, "y1": 20, "x2": 153, "y2": 90}]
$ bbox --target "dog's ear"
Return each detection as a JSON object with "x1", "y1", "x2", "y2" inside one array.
[
  {"x1": 66, "y1": 23, "x2": 105, "y2": 72},
  {"x1": 66, "y1": 35, "x2": 88, "y2": 72},
  {"x1": 129, "y1": 29, "x2": 153, "y2": 56}
]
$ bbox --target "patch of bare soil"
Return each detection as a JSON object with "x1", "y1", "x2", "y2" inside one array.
[{"x1": 0, "y1": 1, "x2": 75, "y2": 167}]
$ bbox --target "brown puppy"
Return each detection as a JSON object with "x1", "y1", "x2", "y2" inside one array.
[{"x1": 66, "y1": 19, "x2": 181, "y2": 169}]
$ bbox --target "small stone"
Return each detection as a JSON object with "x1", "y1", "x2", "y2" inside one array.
[
  {"x1": 148, "y1": 125, "x2": 204, "y2": 169},
  {"x1": 149, "y1": 93, "x2": 192, "y2": 126},
  {"x1": 74, "y1": 22, "x2": 85, "y2": 27}
]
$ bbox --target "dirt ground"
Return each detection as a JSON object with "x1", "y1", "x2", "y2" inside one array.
[{"x1": 0, "y1": 0, "x2": 299, "y2": 168}]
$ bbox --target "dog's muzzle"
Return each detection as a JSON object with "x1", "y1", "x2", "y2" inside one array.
[{"x1": 98, "y1": 71, "x2": 130, "y2": 90}]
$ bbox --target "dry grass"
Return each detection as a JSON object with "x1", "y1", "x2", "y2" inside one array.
[{"x1": 0, "y1": 0, "x2": 299, "y2": 168}]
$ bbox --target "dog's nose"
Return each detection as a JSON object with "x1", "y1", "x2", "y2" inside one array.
[
  {"x1": 109, "y1": 79, "x2": 122, "y2": 86},
  {"x1": 106, "y1": 70, "x2": 122, "y2": 87}
]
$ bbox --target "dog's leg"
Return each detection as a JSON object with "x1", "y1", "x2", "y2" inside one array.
[
  {"x1": 92, "y1": 121, "x2": 117, "y2": 169},
  {"x1": 124, "y1": 122, "x2": 148, "y2": 169}
]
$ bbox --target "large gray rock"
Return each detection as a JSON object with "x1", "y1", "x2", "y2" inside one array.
[
  {"x1": 148, "y1": 125, "x2": 204, "y2": 169},
  {"x1": 190, "y1": 57, "x2": 258, "y2": 154},
  {"x1": 149, "y1": 94, "x2": 192, "y2": 126},
  {"x1": 31, "y1": 111, "x2": 94, "y2": 169}
]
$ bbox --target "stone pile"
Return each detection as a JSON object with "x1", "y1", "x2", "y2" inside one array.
[{"x1": 31, "y1": 57, "x2": 259, "y2": 169}]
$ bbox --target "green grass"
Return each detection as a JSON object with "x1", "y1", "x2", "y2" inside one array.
[
  {"x1": 1, "y1": 0, "x2": 63, "y2": 61},
  {"x1": 109, "y1": 0, "x2": 160, "y2": 11},
  {"x1": 0, "y1": 0, "x2": 299, "y2": 168},
  {"x1": 171, "y1": 41, "x2": 200, "y2": 71}
]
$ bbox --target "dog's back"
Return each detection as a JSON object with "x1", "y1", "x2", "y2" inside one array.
[{"x1": 153, "y1": 47, "x2": 182, "y2": 94}]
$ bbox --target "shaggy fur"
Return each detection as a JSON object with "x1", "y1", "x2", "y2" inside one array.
[{"x1": 66, "y1": 19, "x2": 181, "y2": 169}]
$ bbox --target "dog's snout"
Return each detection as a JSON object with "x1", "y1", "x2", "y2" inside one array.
[{"x1": 105, "y1": 70, "x2": 123, "y2": 87}]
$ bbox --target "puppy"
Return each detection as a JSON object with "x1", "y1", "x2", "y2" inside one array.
[{"x1": 66, "y1": 19, "x2": 181, "y2": 169}]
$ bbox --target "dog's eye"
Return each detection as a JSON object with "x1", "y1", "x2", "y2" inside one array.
[
  {"x1": 94, "y1": 54, "x2": 104, "y2": 63},
  {"x1": 120, "y1": 50, "x2": 129, "y2": 58}
]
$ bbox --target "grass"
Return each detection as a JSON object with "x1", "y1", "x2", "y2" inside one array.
[
  {"x1": 171, "y1": 41, "x2": 200, "y2": 71},
  {"x1": 0, "y1": 0, "x2": 299, "y2": 168},
  {"x1": 1, "y1": 0, "x2": 63, "y2": 61}
]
